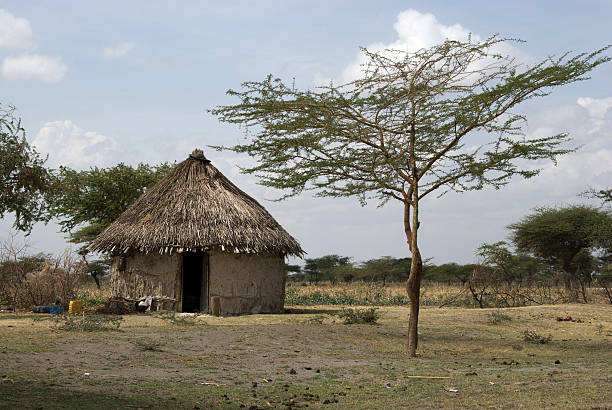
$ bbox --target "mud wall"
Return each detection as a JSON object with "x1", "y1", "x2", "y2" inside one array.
[
  {"x1": 209, "y1": 250, "x2": 285, "y2": 315},
  {"x1": 110, "y1": 253, "x2": 180, "y2": 310}
]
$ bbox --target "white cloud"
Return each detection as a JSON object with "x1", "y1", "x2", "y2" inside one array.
[
  {"x1": 0, "y1": 9, "x2": 35, "y2": 50},
  {"x1": 32, "y1": 120, "x2": 119, "y2": 169},
  {"x1": 332, "y1": 9, "x2": 474, "y2": 85},
  {"x1": 577, "y1": 97, "x2": 612, "y2": 119},
  {"x1": 1, "y1": 54, "x2": 67, "y2": 83},
  {"x1": 103, "y1": 41, "x2": 135, "y2": 60},
  {"x1": 325, "y1": 9, "x2": 527, "y2": 86}
]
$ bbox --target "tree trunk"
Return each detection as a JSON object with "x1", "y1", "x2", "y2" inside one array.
[
  {"x1": 404, "y1": 200, "x2": 422, "y2": 357},
  {"x1": 92, "y1": 272, "x2": 101, "y2": 290},
  {"x1": 407, "y1": 250, "x2": 423, "y2": 356}
]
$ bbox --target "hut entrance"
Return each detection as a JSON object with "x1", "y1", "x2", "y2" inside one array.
[{"x1": 182, "y1": 251, "x2": 208, "y2": 313}]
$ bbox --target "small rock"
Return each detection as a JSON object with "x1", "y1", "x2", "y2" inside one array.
[
  {"x1": 554, "y1": 360, "x2": 561, "y2": 364},
  {"x1": 289, "y1": 368, "x2": 297, "y2": 375},
  {"x1": 465, "y1": 371, "x2": 478, "y2": 376},
  {"x1": 384, "y1": 382, "x2": 392, "y2": 388},
  {"x1": 304, "y1": 367, "x2": 312, "y2": 370}
]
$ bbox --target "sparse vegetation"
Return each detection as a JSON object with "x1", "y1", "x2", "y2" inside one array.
[
  {"x1": 132, "y1": 338, "x2": 165, "y2": 352},
  {"x1": 155, "y1": 310, "x2": 202, "y2": 326},
  {"x1": 337, "y1": 307, "x2": 379, "y2": 324},
  {"x1": 50, "y1": 313, "x2": 123, "y2": 331},
  {"x1": 1, "y1": 304, "x2": 610, "y2": 408},
  {"x1": 488, "y1": 310, "x2": 513, "y2": 324},
  {"x1": 522, "y1": 329, "x2": 552, "y2": 344}
]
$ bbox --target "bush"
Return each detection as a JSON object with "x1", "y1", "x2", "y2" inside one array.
[
  {"x1": 337, "y1": 308, "x2": 379, "y2": 324},
  {"x1": 78, "y1": 290, "x2": 109, "y2": 308},
  {"x1": 522, "y1": 330, "x2": 552, "y2": 344},
  {"x1": 488, "y1": 310, "x2": 512, "y2": 324},
  {"x1": 0, "y1": 241, "x2": 84, "y2": 310}
]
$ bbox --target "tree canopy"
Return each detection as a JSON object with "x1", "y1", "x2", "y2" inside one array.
[
  {"x1": 212, "y1": 36, "x2": 610, "y2": 356},
  {"x1": 47, "y1": 163, "x2": 173, "y2": 246},
  {"x1": 508, "y1": 205, "x2": 612, "y2": 271},
  {"x1": 0, "y1": 105, "x2": 52, "y2": 233},
  {"x1": 508, "y1": 205, "x2": 612, "y2": 301}
]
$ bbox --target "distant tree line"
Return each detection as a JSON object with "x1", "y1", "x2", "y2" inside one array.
[
  {"x1": 286, "y1": 203, "x2": 612, "y2": 306},
  {"x1": 286, "y1": 255, "x2": 476, "y2": 285}
]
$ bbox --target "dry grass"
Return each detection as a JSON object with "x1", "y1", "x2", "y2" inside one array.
[
  {"x1": 1, "y1": 303, "x2": 610, "y2": 409},
  {"x1": 286, "y1": 281, "x2": 611, "y2": 307}
]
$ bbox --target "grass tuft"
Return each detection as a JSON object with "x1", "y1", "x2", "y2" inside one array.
[
  {"x1": 336, "y1": 308, "x2": 379, "y2": 324},
  {"x1": 522, "y1": 329, "x2": 552, "y2": 344}
]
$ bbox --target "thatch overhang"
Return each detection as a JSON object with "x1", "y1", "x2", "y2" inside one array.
[{"x1": 89, "y1": 150, "x2": 304, "y2": 257}]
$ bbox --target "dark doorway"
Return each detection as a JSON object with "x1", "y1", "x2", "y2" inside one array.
[{"x1": 182, "y1": 251, "x2": 208, "y2": 313}]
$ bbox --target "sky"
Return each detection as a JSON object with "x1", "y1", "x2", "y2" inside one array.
[{"x1": 1, "y1": 1, "x2": 611, "y2": 265}]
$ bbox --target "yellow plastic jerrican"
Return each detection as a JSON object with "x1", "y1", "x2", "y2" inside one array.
[{"x1": 69, "y1": 300, "x2": 83, "y2": 314}]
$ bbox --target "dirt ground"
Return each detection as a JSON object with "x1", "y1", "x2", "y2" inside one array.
[{"x1": 1, "y1": 304, "x2": 611, "y2": 409}]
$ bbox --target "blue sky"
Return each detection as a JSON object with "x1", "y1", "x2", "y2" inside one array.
[{"x1": 1, "y1": 1, "x2": 611, "y2": 264}]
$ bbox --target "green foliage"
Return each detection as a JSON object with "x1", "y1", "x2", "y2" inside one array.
[
  {"x1": 77, "y1": 290, "x2": 109, "y2": 307},
  {"x1": 508, "y1": 206, "x2": 612, "y2": 275},
  {"x1": 210, "y1": 37, "x2": 609, "y2": 205},
  {"x1": 336, "y1": 308, "x2": 379, "y2": 324},
  {"x1": 522, "y1": 330, "x2": 552, "y2": 344},
  {"x1": 356, "y1": 256, "x2": 411, "y2": 284},
  {"x1": 477, "y1": 241, "x2": 552, "y2": 284},
  {"x1": 0, "y1": 105, "x2": 52, "y2": 232},
  {"x1": 423, "y1": 263, "x2": 476, "y2": 283},
  {"x1": 583, "y1": 187, "x2": 612, "y2": 205},
  {"x1": 303, "y1": 255, "x2": 351, "y2": 283},
  {"x1": 47, "y1": 162, "x2": 172, "y2": 246}
]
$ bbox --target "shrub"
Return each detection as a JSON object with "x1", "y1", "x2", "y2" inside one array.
[
  {"x1": 78, "y1": 290, "x2": 109, "y2": 308},
  {"x1": 337, "y1": 308, "x2": 379, "y2": 324},
  {"x1": 0, "y1": 243, "x2": 84, "y2": 310},
  {"x1": 488, "y1": 310, "x2": 512, "y2": 324},
  {"x1": 132, "y1": 339, "x2": 165, "y2": 351},
  {"x1": 522, "y1": 330, "x2": 552, "y2": 344}
]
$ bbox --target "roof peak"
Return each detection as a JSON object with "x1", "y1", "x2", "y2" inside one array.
[{"x1": 189, "y1": 148, "x2": 211, "y2": 164}]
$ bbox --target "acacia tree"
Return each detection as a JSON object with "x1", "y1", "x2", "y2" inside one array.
[
  {"x1": 508, "y1": 205, "x2": 612, "y2": 302},
  {"x1": 0, "y1": 105, "x2": 52, "y2": 232},
  {"x1": 583, "y1": 188, "x2": 612, "y2": 205},
  {"x1": 211, "y1": 37, "x2": 610, "y2": 356}
]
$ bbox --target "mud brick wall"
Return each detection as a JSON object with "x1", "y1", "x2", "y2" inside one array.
[
  {"x1": 110, "y1": 253, "x2": 180, "y2": 308},
  {"x1": 208, "y1": 250, "x2": 285, "y2": 315}
]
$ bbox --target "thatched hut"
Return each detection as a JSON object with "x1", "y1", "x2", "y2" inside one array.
[{"x1": 90, "y1": 149, "x2": 303, "y2": 315}]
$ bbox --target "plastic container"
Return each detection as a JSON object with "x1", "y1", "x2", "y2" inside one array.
[{"x1": 69, "y1": 300, "x2": 83, "y2": 314}]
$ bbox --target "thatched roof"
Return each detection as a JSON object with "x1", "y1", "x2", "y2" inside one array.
[{"x1": 90, "y1": 149, "x2": 303, "y2": 256}]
